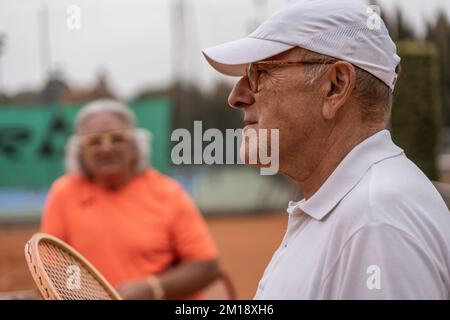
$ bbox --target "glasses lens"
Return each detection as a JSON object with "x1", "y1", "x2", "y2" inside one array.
[
  {"x1": 83, "y1": 134, "x2": 102, "y2": 147},
  {"x1": 110, "y1": 131, "x2": 128, "y2": 144},
  {"x1": 247, "y1": 63, "x2": 256, "y2": 92},
  {"x1": 81, "y1": 130, "x2": 129, "y2": 148}
]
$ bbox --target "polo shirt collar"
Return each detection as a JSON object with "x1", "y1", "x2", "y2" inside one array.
[{"x1": 287, "y1": 130, "x2": 404, "y2": 220}]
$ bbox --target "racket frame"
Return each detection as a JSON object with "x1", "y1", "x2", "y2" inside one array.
[{"x1": 25, "y1": 232, "x2": 121, "y2": 300}]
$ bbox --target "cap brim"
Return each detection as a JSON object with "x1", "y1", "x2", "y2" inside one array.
[{"x1": 202, "y1": 37, "x2": 294, "y2": 76}]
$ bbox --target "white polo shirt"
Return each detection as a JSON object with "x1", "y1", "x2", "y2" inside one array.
[{"x1": 255, "y1": 130, "x2": 450, "y2": 299}]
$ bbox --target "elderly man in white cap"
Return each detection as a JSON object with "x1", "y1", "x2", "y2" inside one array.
[{"x1": 202, "y1": 0, "x2": 450, "y2": 299}]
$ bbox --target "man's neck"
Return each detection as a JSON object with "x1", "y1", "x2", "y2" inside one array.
[
  {"x1": 94, "y1": 172, "x2": 133, "y2": 191},
  {"x1": 291, "y1": 127, "x2": 383, "y2": 199}
]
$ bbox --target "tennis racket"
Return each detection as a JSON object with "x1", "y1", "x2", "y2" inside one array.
[{"x1": 24, "y1": 233, "x2": 121, "y2": 300}]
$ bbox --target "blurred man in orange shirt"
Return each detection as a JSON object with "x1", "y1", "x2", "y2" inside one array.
[{"x1": 41, "y1": 99, "x2": 219, "y2": 299}]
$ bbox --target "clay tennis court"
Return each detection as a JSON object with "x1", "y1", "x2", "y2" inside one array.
[{"x1": 0, "y1": 212, "x2": 288, "y2": 299}]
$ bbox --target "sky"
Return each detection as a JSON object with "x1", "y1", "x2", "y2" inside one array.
[{"x1": 0, "y1": 0, "x2": 450, "y2": 100}]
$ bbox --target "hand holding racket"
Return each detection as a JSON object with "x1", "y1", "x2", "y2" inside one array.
[{"x1": 24, "y1": 233, "x2": 121, "y2": 300}]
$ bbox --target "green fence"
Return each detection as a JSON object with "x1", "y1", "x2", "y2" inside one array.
[
  {"x1": 392, "y1": 41, "x2": 442, "y2": 180},
  {"x1": 0, "y1": 99, "x2": 172, "y2": 188}
]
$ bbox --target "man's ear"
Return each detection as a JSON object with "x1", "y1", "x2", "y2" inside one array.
[{"x1": 322, "y1": 61, "x2": 356, "y2": 120}]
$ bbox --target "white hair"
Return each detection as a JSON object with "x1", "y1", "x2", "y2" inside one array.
[
  {"x1": 65, "y1": 99, "x2": 152, "y2": 175},
  {"x1": 300, "y1": 49, "x2": 392, "y2": 125}
]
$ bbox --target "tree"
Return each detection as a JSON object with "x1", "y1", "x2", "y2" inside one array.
[
  {"x1": 392, "y1": 41, "x2": 442, "y2": 180},
  {"x1": 426, "y1": 12, "x2": 450, "y2": 126}
]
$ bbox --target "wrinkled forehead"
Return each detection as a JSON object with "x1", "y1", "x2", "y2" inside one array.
[
  {"x1": 266, "y1": 47, "x2": 308, "y2": 61},
  {"x1": 77, "y1": 111, "x2": 132, "y2": 135}
]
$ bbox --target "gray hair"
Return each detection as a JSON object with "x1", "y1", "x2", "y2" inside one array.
[
  {"x1": 300, "y1": 49, "x2": 393, "y2": 125},
  {"x1": 65, "y1": 99, "x2": 152, "y2": 175}
]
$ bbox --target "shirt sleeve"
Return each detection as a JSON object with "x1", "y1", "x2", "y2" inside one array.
[
  {"x1": 320, "y1": 222, "x2": 447, "y2": 299},
  {"x1": 40, "y1": 179, "x2": 68, "y2": 242},
  {"x1": 170, "y1": 185, "x2": 219, "y2": 262}
]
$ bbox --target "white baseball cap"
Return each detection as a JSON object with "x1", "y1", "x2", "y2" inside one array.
[{"x1": 202, "y1": 0, "x2": 401, "y2": 90}]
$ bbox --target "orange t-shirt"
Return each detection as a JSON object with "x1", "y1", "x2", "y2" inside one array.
[{"x1": 40, "y1": 169, "x2": 218, "y2": 291}]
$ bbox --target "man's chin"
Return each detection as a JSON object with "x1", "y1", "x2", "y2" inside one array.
[
  {"x1": 97, "y1": 168, "x2": 122, "y2": 176},
  {"x1": 240, "y1": 147, "x2": 263, "y2": 167},
  {"x1": 94, "y1": 166, "x2": 128, "y2": 179},
  {"x1": 243, "y1": 161, "x2": 263, "y2": 168},
  {"x1": 240, "y1": 143, "x2": 281, "y2": 175}
]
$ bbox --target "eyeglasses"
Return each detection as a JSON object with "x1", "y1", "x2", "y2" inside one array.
[
  {"x1": 79, "y1": 129, "x2": 132, "y2": 149},
  {"x1": 246, "y1": 59, "x2": 336, "y2": 93}
]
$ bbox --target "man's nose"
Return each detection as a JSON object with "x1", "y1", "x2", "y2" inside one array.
[
  {"x1": 228, "y1": 76, "x2": 255, "y2": 109},
  {"x1": 99, "y1": 138, "x2": 114, "y2": 151}
]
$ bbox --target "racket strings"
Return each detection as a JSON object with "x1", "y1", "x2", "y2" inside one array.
[{"x1": 38, "y1": 241, "x2": 114, "y2": 300}]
